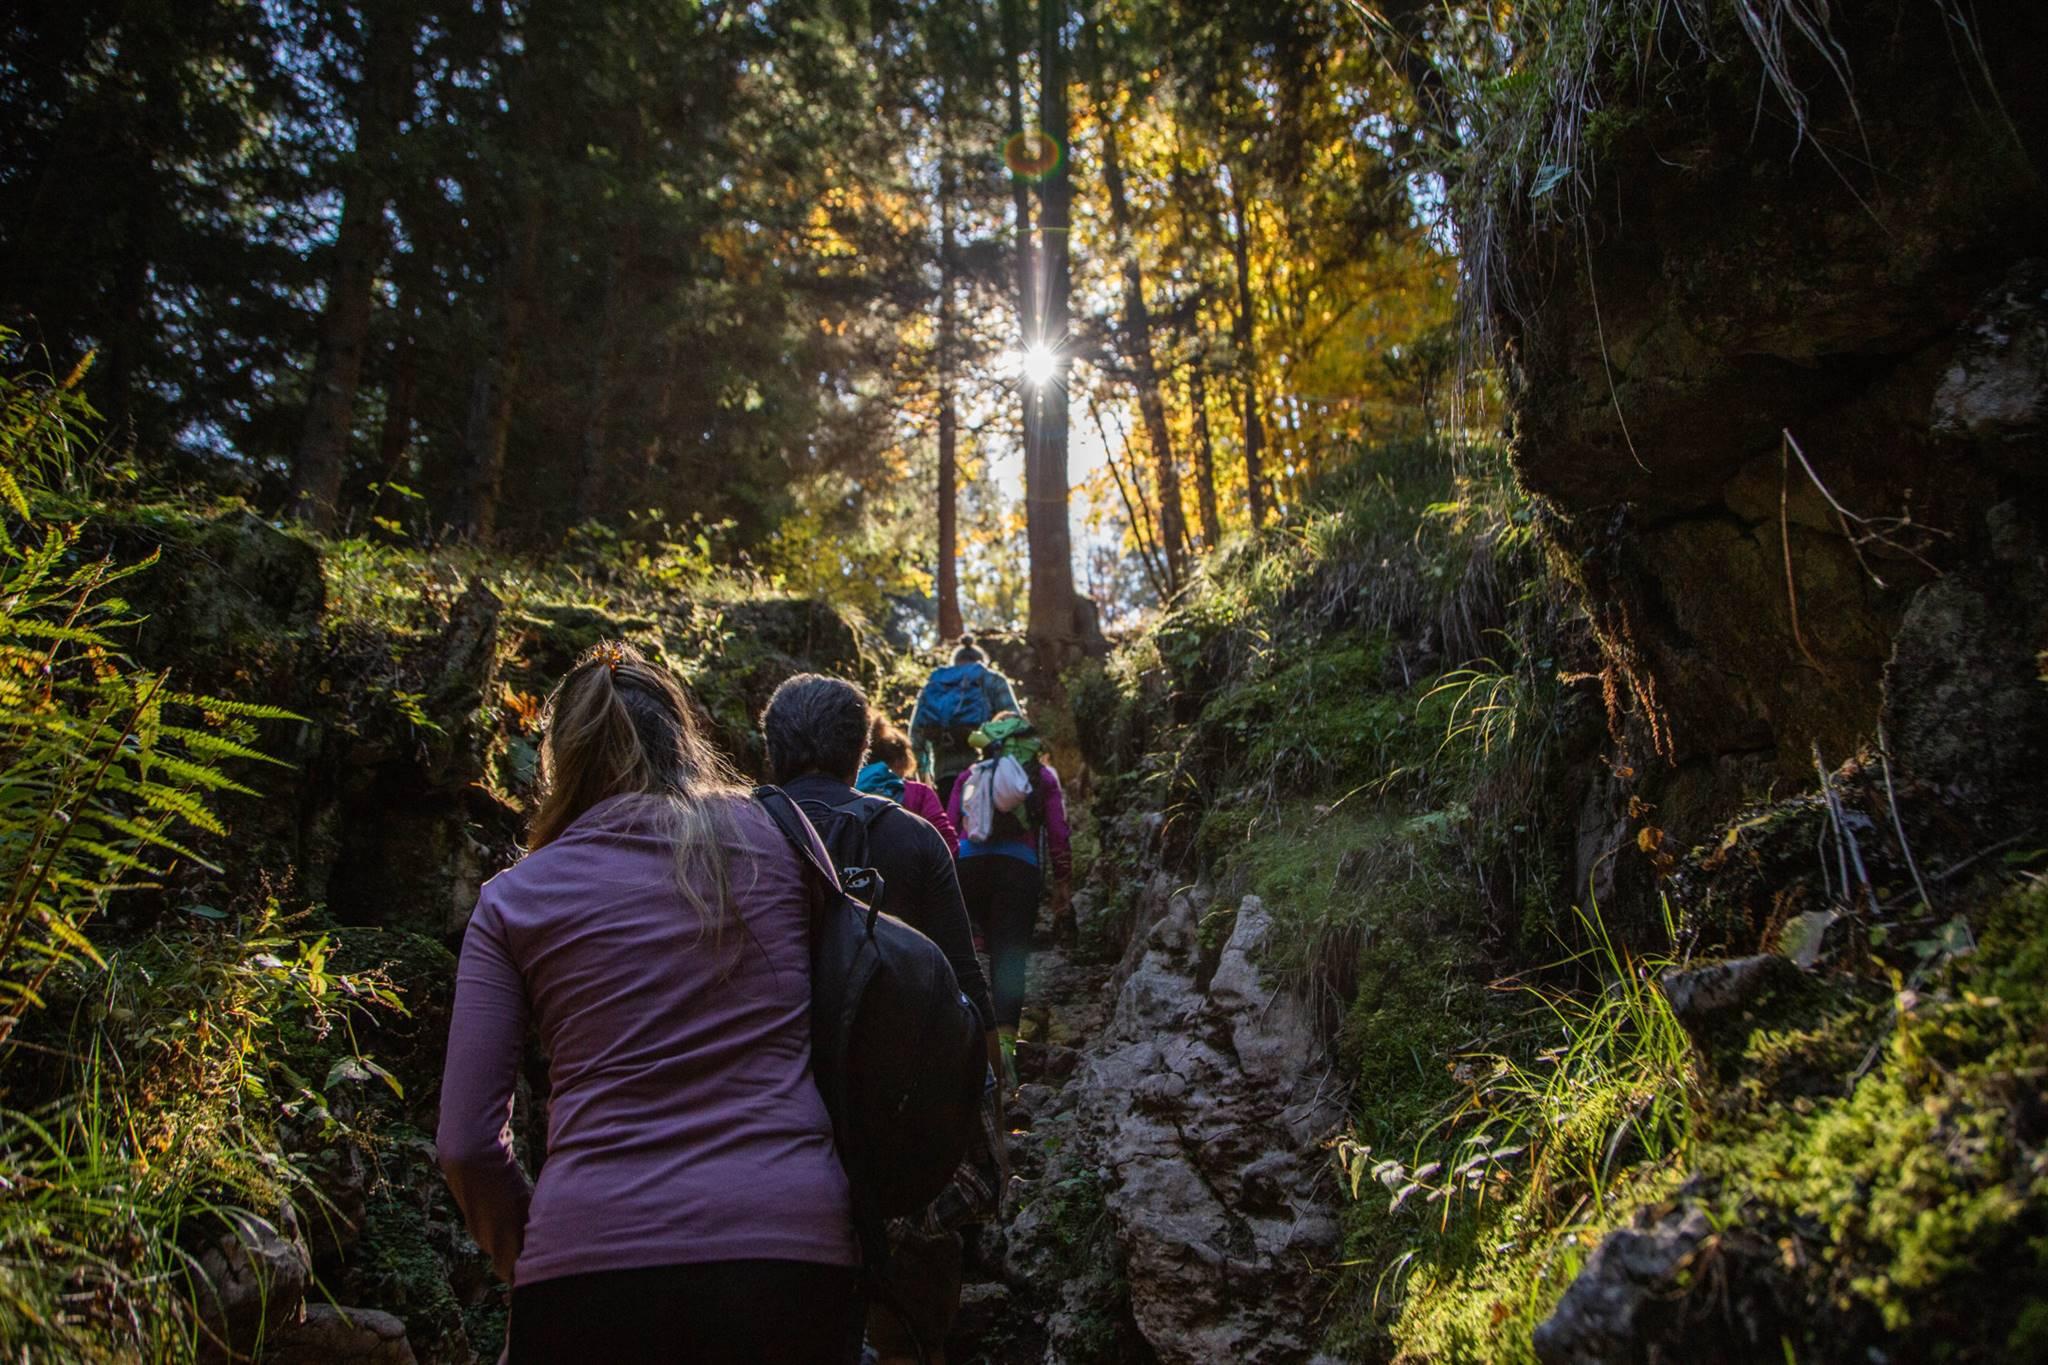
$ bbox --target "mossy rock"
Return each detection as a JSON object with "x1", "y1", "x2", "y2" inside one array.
[
  {"x1": 717, "y1": 595, "x2": 872, "y2": 682},
  {"x1": 348, "y1": 1195, "x2": 475, "y2": 1365},
  {"x1": 109, "y1": 506, "x2": 325, "y2": 672},
  {"x1": 504, "y1": 601, "x2": 661, "y2": 686}
]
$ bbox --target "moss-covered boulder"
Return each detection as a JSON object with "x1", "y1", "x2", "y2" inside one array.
[
  {"x1": 1497, "y1": 0, "x2": 2048, "y2": 850},
  {"x1": 104, "y1": 505, "x2": 326, "y2": 675}
]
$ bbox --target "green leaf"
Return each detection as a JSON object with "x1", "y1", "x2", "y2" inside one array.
[
  {"x1": 325, "y1": 1055, "x2": 405, "y2": 1099},
  {"x1": 1935, "y1": 916, "x2": 1975, "y2": 957},
  {"x1": 1778, "y1": 909, "x2": 1839, "y2": 969},
  {"x1": 1530, "y1": 163, "x2": 1571, "y2": 198}
]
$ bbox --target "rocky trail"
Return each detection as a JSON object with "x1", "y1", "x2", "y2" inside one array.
[{"x1": 947, "y1": 818, "x2": 1353, "y2": 1365}]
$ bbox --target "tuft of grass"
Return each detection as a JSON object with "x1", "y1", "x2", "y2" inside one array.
[
  {"x1": 1325, "y1": 890, "x2": 1697, "y2": 1355},
  {"x1": 0, "y1": 901, "x2": 403, "y2": 1360}
]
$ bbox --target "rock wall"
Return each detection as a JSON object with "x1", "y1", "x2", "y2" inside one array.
[
  {"x1": 1003, "y1": 873, "x2": 1347, "y2": 1364},
  {"x1": 1501, "y1": 0, "x2": 2048, "y2": 871}
]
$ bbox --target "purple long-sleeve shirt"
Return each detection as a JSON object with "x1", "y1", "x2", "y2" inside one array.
[{"x1": 436, "y1": 792, "x2": 856, "y2": 1287}]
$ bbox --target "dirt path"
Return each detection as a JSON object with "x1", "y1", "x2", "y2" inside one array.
[{"x1": 946, "y1": 925, "x2": 1119, "y2": 1364}]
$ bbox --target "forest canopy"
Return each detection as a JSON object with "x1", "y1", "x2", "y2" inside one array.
[{"x1": 0, "y1": 0, "x2": 1453, "y2": 631}]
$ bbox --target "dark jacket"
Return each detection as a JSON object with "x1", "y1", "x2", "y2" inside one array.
[{"x1": 783, "y1": 773, "x2": 996, "y2": 1032}]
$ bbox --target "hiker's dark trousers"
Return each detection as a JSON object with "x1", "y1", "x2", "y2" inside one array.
[
  {"x1": 507, "y1": 1258, "x2": 861, "y2": 1363},
  {"x1": 959, "y1": 852, "x2": 1039, "y2": 1029}
]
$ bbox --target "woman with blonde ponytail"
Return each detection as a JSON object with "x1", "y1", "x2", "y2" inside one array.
[{"x1": 437, "y1": 642, "x2": 859, "y2": 1363}]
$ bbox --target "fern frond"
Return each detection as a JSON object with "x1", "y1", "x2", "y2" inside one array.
[
  {"x1": 86, "y1": 813, "x2": 221, "y2": 872},
  {"x1": 0, "y1": 464, "x2": 29, "y2": 520},
  {"x1": 163, "y1": 693, "x2": 308, "y2": 723},
  {"x1": 138, "y1": 756, "x2": 258, "y2": 798},
  {"x1": 99, "y1": 778, "x2": 227, "y2": 837},
  {"x1": 69, "y1": 840, "x2": 168, "y2": 876},
  {"x1": 0, "y1": 617, "x2": 119, "y2": 649},
  {"x1": 158, "y1": 726, "x2": 288, "y2": 767},
  {"x1": 33, "y1": 909, "x2": 107, "y2": 969}
]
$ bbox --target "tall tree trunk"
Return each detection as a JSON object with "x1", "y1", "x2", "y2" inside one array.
[
  {"x1": 1002, "y1": 0, "x2": 1038, "y2": 375},
  {"x1": 1188, "y1": 358, "x2": 1222, "y2": 548},
  {"x1": 936, "y1": 143, "x2": 963, "y2": 643},
  {"x1": 104, "y1": 39, "x2": 179, "y2": 446},
  {"x1": 1002, "y1": 0, "x2": 1042, "y2": 629},
  {"x1": 104, "y1": 204, "x2": 150, "y2": 446},
  {"x1": 292, "y1": 7, "x2": 412, "y2": 531},
  {"x1": 1097, "y1": 97, "x2": 1186, "y2": 591},
  {"x1": 451, "y1": 202, "x2": 541, "y2": 543},
  {"x1": 626, "y1": 335, "x2": 682, "y2": 507},
  {"x1": 367, "y1": 318, "x2": 416, "y2": 524},
  {"x1": 1228, "y1": 170, "x2": 1268, "y2": 528},
  {"x1": 1027, "y1": 0, "x2": 1078, "y2": 664},
  {"x1": 575, "y1": 217, "x2": 638, "y2": 526}
]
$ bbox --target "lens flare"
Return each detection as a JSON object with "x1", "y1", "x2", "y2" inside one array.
[
  {"x1": 1004, "y1": 129, "x2": 1064, "y2": 182},
  {"x1": 1021, "y1": 346, "x2": 1058, "y2": 386}
]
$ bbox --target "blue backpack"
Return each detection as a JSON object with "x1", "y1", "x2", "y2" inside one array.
[{"x1": 918, "y1": 663, "x2": 995, "y2": 740}]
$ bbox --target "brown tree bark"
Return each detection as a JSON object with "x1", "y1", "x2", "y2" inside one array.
[
  {"x1": 1228, "y1": 170, "x2": 1268, "y2": 528},
  {"x1": 1188, "y1": 358, "x2": 1223, "y2": 549},
  {"x1": 626, "y1": 335, "x2": 682, "y2": 507},
  {"x1": 1097, "y1": 98, "x2": 1187, "y2": 591},
  {"x1": 103, "y1": 32, "x2": 180, "y2": 445},
  {"x1": 366, "y1": 319, "x2": 416, "y2": 524},
  {"x1": 936, "y1": 144, "x2": 963, "y2": 643},
  {"x1": 1026, "y1": 0, "x2": 1079, "y2": 664},
  {"x1": 1002, "y1": 0, "x2": 1038, "y2": 383},
  {"x1": 574, "y1": 216, "x2": 639, "y2": 526},
  {"x1": 450, "y1": 201, "x2": 541, "y2": 544},
  {"x1": 291, "y1": 7, "x2": 413, "y2": 532}
]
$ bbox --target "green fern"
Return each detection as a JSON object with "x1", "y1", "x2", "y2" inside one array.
[{"x1": 0, "y1": 338, "x2": 303, "y2": 1041}]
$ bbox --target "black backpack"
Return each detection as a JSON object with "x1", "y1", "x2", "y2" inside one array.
[
  {"x1": 752, "y1": 788, "x2": 986, "y2": 1236},
  {"x1": 794, "y1": 789, "x2": 896, "y2": 893},
  {"x1": 981, "y1": 760, "x2": 1049, "y2": 845}
]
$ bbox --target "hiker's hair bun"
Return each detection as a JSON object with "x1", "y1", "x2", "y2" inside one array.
[{"x1": 957, "y1": 633, "x2": 975, "y2": 647}]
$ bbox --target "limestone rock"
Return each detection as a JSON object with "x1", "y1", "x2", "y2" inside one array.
[
  {"x1": 1011, "y1": 889, "x2": 1347, "y2": 1365},
  {"x1": 194, "y1": 1206, "x2": 313, "y2": 1362},
  {"x1": 265, "y1": 1305, "x2": 416, "y2": 1364},
  {"x1": 1658, "y1": 955, "x2": 1797, "y2": 1027},
  {"x1": 1491, "y1": 0, "x2": 2048, "y2": 846},
  {"x1": 124, "y1": 508, "x2": 326, "y2": 669},
  {"x1": 1933, "y1": 259, "x2": 2048, "y2": 446},
  {"x1": 1884, "y1": 569, "x2": 2048, "y2": 831},
  {"x1": 1532, "y1": 1206, "x2": 1713, "y2": 1364}
]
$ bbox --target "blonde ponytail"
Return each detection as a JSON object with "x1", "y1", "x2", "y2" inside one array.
[{"x1": 529, "y1": 642, "x2": 750, "y2": 939}]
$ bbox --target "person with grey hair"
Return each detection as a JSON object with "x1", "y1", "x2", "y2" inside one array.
[
  {"x1": 759, "y1": 673, "x2": 1002, "y2": 1365},
  {"x1": 759, "y1": 673, "x2": 993, "y2": 1037}
]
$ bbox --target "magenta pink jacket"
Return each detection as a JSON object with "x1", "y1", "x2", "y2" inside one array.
[{"x1": 902, "y1": 780, "x2": 957, "y2": 849}]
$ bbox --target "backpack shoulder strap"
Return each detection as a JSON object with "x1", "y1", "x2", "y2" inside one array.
[
  {"x1": 752, "y1": 785, "x2": 842, "y2": 890},
  {"x1": 832, "y1": 791, "x2": 896, "y2": 829}
]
